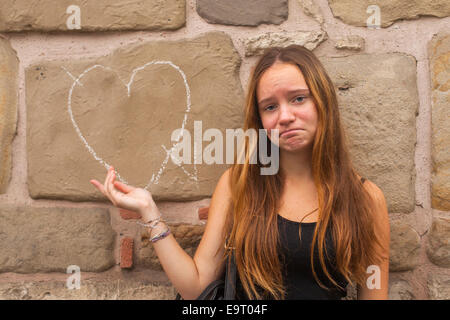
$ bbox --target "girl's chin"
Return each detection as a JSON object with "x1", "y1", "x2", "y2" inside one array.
[{"x1": 279, "y1": 140, "x2": 311, "y2": 153}]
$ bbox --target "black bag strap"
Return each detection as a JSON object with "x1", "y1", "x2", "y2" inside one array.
[{"x1": 224, "y1": 249, "x2": 237, "y2": 300}]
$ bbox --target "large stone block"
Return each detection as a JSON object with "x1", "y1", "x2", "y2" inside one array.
[
  {"x1": 0, "y1": 0, "x2": 185, "y2": 32},
  {"x1": 25, "y1": 32, "x2": 244, "y2": 202},
  {"x1": 328, "y1": 0, "x2": 450, "y2": 28},
  {"x1": 320, "y1": 53, "x2": 418, "y2": 213},
  {"x1": 426, "y1": 213, "x2": 450, "y2": 268},
  {"x1": 0, "y1": 205, "x2": 115, "y2": 273},
  {"x1": 0, "y1": 37, "x2": 19, "y2": 194},
  {"x1": 197, "y1": 0, "x2": 288, "y2": 26},
  {"x1": 429, "y1": 33, "x2": 450, "y2": 211},
  {"x1": 0, "y1": 277, "x2": 176, "y2": 299},
  {"x1": 138, "y1": 223, "x2": 205, "y2": 270},
  {"x1": 389, "y1": 223, "x2": 421, "y2": 271}
]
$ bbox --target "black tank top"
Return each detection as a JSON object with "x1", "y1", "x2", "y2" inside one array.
[{"x1": 235, "y1": 177, "x2": 366, "y2": 300}]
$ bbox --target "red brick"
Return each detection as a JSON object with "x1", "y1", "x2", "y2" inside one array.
[
  {"x1": 119, "y1": 208, "x2": 141, "y2": 220},
  {"x1": 120, "y1": 237, "x2": 133, "y2": 269},
  {"x1": 198, "y1": 206, "x2": 209, "y2": 220}
]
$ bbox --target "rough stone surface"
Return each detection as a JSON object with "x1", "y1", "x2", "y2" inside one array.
[
  {"x1": 334, "y1": 35, "x2": 365, "y2": 51},
  {"x1": 389, "y1": 223, "x2": 421, "y2": 271},
  {"x1": 138, "y1": 223, "x2": 205, "y2": 270},
  {"x1": 244, "y1": 30, "x2": 327, "y2": 57},
  {"x1": 0, "y1": 277, "x2": 176, "y2": 299},
  {"x1": 0, "y1": 0, "x2": 185, "y2": 32},
  {"x1": 328, "y1": 0, "x2": 450, "y2": 28},
  {"x1": 428, "y1": 273, "x2": 450, "y2": 300},
  {"x1": 197, "y1": 0, "x2": 288, "y2": 26},
  {"x1": 389, "y1": 280, "x2": 414, "y2": 300},
  {"x1": 429, "y1": 32, "x2": 450, "y2": 211},
  {"x1": 320, "y1": 53, "x2": 418, "y2": 213},
  {"x1": 0, "y1": 205, "x2": 115, "y2": 273},
  {"x1": 25, "y1": 32, "x2": 243, "y2": 202},
  {"x1": 426, "y1": 213, "x2": 450, "y2": 268},
  {"x1": 0, "y1": 37, "x2": 19, "y2": 194},
  {"x1": 298, "y1": 0, "x2": 325, "y2": 25}
]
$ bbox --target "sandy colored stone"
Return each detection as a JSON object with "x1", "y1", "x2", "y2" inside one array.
[
  {"x1": 298, "y1": 0, "x2": 324, "y2": 25},
  {"x1": 389, "y1": 280, "x2": 414, "y2": 300},
  {"x1": 25, "y1": 32, "x2": 244, "y2": 202},
  {"x1": 197, "y1": 0, "x2": 288, "y2": 26},
  {"x1": 428, "y1": 273, "x2": 450, "y2": 300},
  {"x1": 0, "y1": 0, "x2": 185, "y2": 32},
  {"x1": 389, "y1": 223, "x2": 421, "y2": 271},
  {"x1": 0, "y1": 37, "x2": 19, "y2": 194},
  {"x1": 429, "y1": 33, "x2": 450, "y2": 211},
  {"x1": 334, "y1": 35, "x2": 365, "y2": 51},
  {"x1": 0, "y1": 205, "x2": 115, "y2": 273},
  {"x1": 320, "y1": 53, "x2": 418, "y2": 213},
  {"x1": 328, "y1": 0, "x2": 450, "y2": 28},
  {"x1": 244, "y1": 30, "x2": 327, "y2": 57},
  {"x1": 426, "y1": 213, "x2": 450, "y2": 268},
  {"x1": 0, "y1": 278, "x2": 176, "y2": 300},
  {"x1": 138, "y1": 223, "x2": 205, "y2": 270}
]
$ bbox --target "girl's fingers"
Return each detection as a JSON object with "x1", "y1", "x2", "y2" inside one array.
[
  {"x1": 92, "y1": 167, "x2": 129, "y2": 208},
  {"x1": 103, "y1": 168, "x2": 111, "y2": 195},
  {"x1": 114, "y1": 180, "x2": 132, "y2": 193},
  {"x1": 107, "y1": 169, "x2": 117, "y2": 205},
  {"x1": 91, "y1": 179, "x2": 106, "y2": 194}
]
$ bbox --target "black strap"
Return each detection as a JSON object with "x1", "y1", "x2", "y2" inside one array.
[{"x1": 224, "y1": 250, "x2": 237, "y2": 300}]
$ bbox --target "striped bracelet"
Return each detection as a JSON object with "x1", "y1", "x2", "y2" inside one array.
[{"x1": 150, "y1": 227, "x2": 171, "y2": 243}]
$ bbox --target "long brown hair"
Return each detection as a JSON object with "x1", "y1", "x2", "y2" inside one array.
[{"x1": 220, "y1": 45, "x2": 387, "y2": 299}]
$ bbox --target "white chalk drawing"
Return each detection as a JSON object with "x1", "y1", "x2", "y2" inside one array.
[
  {"x1": 66, "y1": 5, "x2": 81, "y2": 30},
  {"x1": 66, "y1": 265, "x2": 81, "y2": 290},
  {"x1": 63, "y1": 61, "x2": 198, "y2": 190},
  {"x1": 366, "y1": 5, "x2": 381, "y2": 29}
]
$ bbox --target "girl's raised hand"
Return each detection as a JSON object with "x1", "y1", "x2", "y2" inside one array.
[{"x1": 90, "y1": 166, "x2": 155, "y2": 215}]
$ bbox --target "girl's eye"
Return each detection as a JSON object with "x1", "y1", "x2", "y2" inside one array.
[
  {"x1": 294, "y1": 96, "x2": 306, "y2": 103},
  {"x1": 265, "y1": 105, "x2": 276, "y2": 111}
]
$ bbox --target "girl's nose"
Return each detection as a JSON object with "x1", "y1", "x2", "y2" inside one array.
[{"x1": 278, "y1": 103, "x2": 295, "y2": 124}]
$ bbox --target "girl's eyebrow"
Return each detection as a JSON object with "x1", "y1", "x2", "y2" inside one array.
[
  {"x1": 288, "y1": 89, "x2": 310, "y2": 95},
  {"x1": 258, "y1": 88, "x2": 310, "y2": 105}
]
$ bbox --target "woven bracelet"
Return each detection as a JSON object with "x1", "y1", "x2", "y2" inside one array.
[{"x1": 150, "y1": 227, "x2": 171, "y2": 243}]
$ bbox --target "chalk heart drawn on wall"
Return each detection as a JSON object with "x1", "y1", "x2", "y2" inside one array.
[{"x1": 64, "y1": 61, "x2": 199, "y2": 191}]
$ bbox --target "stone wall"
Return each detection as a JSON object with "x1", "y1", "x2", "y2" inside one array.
[{"x1": 0, "y1": 0, "x2": 448, "y2": 300}]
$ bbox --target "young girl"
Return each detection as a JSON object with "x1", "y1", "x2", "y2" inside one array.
[{"x1": 90, "y1": 45, "x2": 390, "y2": 300}]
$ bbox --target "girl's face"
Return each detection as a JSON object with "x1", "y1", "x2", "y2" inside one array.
[{"x1": 256, "y1": 62, "x2": 318, "y2": 153}]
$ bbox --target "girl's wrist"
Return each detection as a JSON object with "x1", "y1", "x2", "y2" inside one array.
[
  {"x1": 139, "y1": 204, "x2": 160, "y2": 223},
  {"x1": 149, "y1": 220, "x2": 168, "y2": 238}
]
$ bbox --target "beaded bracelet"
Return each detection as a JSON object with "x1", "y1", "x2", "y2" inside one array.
[
  {"x1": 150, "y1": 227, "x2": 171, "y2": 243},
  {"x1": 136, "y1": 216, "x2": 162, "y2": 229}
]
